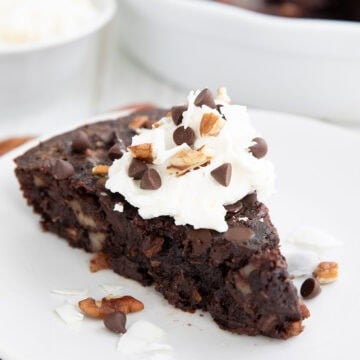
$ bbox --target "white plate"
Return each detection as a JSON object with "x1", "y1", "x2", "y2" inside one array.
[{"x1": 0, "y1": 110, "x2": 359, "y2": 360}]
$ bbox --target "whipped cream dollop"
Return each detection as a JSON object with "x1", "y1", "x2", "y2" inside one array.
[
  {"x1": 0, "y1": 0, "x2": 99, "y2": 47},
  {"x1": 106, "y1": 88, "x2": 275, "y2": 232}
]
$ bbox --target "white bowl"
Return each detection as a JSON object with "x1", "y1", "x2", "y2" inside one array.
[
  {"x1": 118, "y1": 0, "x2": 360, "y2": 124},
  {"x1": 0, "y1": 0, "x2": 116, "y2": 127}
]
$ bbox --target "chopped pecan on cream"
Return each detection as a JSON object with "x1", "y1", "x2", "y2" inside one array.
[
  {"x1": 167, "y1": 148, "x2": 212, "y2": 176},
  {"x1": 78, "y1": 296, "x2": 144, "y2": 318},
  {"x1": 128, "y1": 143, "x2": 154, "y2": 163},
  {"x1": 200, "y1": 112, "x2": 225, "y2": 137},
  {"x1": 152, "y1": 121, "x2": 162, "y2": 129}
]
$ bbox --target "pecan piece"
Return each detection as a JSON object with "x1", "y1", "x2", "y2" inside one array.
[
  {"x1": 313, "y1": 261, "x2": 339, "y2": 284},
  {"x1": 285, "y1": 321, "x2": 304, "y2": 338},
  {"x1": 167, "y1": 148, "x2": 211, "y2": 176},
  {"x1": 128, "y1": 143, "x2": 154, "y2": 163},
  {"x1": 200, "y1": 113, "x2": 225, "y2": 137},
  {"x1": 92, "y1": 165, "x2": 110, "y2": 175},
  {"x1": 79, "y1": 296, "x2": 144, "y2": 318},
  {"x1": 152, "y1": 121, "x2": 162, "y2": 128},
  {"x1": 89, "y1": 252, "x2": 111, "y2": 273},
  {"x1": 299, "y1": 301, "x2": 311, "y2": 318}
]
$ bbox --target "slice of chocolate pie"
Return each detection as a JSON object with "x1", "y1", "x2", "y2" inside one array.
[{"x1": 15, "y1": 88, "x2": 309, "y2": 339}]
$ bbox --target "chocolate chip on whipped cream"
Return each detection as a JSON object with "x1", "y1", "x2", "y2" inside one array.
[
  {"x1": 194, "y1": 88, "x2": 216, "y2": 109},
  {"x1": 140, "y1": 169, "x2": 162, "y2": 190},
  {"x1": 128, "y1": 158, "x2": 148, "y2": 179},
  {"x1": 173, "y1": 126, "x2": 196, "y2": 146},
  {"x1": 211, "y1": 163, "x2": 232, "y2": 187},
  {"x1": 106, "y1": 88, "x2": 275, "y2": 232},
  {"x1": 171, "y1": 105, "x2": 188, "y2": 125},
  {"x1": 249, "y1": 137, "x2": 268, "y2": 159}
]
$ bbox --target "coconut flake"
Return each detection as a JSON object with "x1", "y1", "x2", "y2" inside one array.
[
  {"x1": 55, "y1": 302, "x2": 84, "y2": 324},
  {"x1": 285, "y1": 227, "x2": 342, "y2": 256},
  {"x1": 282, "y1": 227, "x2": 343, "y2": 277},
  {"x1": 114, "y1": 203, "x2": 124, "y2": 212},
  {"x1": 215, "y1": 87, "x2": 231, "y2": 105},
  {"x1": 282, "y1": 245, "x2": 320, "y2": 277},
  {"x1": 117, "y1": 320, "x2": 172, "y2": 355},
  {"x1": 51, "y1": 288, "x2": 88, "y2": 296}
]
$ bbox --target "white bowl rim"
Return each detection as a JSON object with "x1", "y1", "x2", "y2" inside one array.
[
  {"x1": 0, "y1": 0, "x2": 116, "y2": 55},
  {"x1": 163, "y1": 0, "x2": 360, "y2": 32},
  {"x1": 130, "y1": 0, "x2": 360, "y2": 57}
]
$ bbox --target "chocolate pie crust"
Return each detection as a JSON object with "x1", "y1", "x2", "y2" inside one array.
[{"x1": 14, "y1": 109, "x2": 309, "y2": 339}]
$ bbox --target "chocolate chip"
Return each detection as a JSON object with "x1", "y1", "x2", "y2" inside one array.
[
  {"x1": 140, "y1": 169, "x2": 162, "y2": 190},
  {"x1": 188, "y1": 229, "x2": 212, "y2": 242},
  {"x1": 173, "y1": 126, "x2": 196, "y2": 146},
  {"x1": 211, "y1": 163, "x2": 232, "y2": 187},
  {"x1": 171, "y1": 105, "x2": 187, "y2": 125},
  {"x1": 194, "y1": 88, "x2": 216, "y2": 109},
  {"x1": 225, "y1": 225, "x2": 255, "y2": 243},
  {"x1": 224, "y1": 200, "x2": 243, "y2": 213},
  {"x1": 103, "y1": 312, "x2": 127, "y2": 334},
  {"x1": 300, "y1": 278, "x2": 321, "y2": 300},
  {"x1": 108, "y1": 130, "x2": 121, "y2": 146},
  {"x1": 71, "y1": 130, "x2": 91, "y2": 153},
  {"x1": 216, "y1": 104, "x2": 224, "y2": 113},
  {"x1": 108, "y1": 140, "x2": 126, "y2": 161},
  {"x1": 128, "y1": 158, "x2": 147, "y2": 180},
  {"x1": 249, "y1": 137, "x2": 268, "y2": 159},
  {"x1": 52, "y1": 159, "x2": 74, "y2": 180},
  {"x1": 210, "y1": 242, "x2": 232, "y2": 265},
  {"x1": 242, "y1": 192, "x2": 257, "y2": 207}
]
